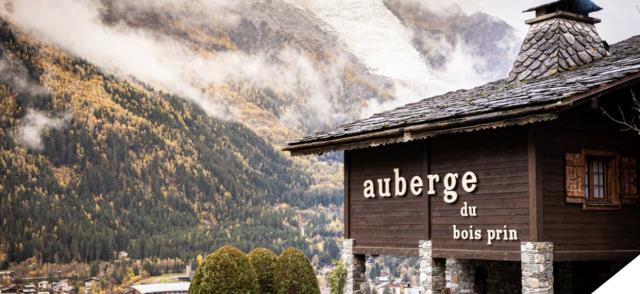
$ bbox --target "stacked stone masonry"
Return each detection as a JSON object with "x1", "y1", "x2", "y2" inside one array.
[
  {"x1": 521, "y1": 242, "x2": 554, "y2": 294},
  {"x1": 419, "y1": 240, "x2": 446, "y2": 294},
  {"x1": 445, "y1": 258, "x2": 475, "y2": 294},
  {"x1": 341, "y1": 239, "x2": 366, "y2": 294}
]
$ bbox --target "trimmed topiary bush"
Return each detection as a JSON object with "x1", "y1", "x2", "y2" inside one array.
[
  {"x1": 248, "y1": 248, "x2": 278, "y2": 294},
  {"x1": 188, "y1": 245, "x2": 259, "y2": 294},
  {"x1": 274, "y1": 247, "x2": 320, "y2": 294}
]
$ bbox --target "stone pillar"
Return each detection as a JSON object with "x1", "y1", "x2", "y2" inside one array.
[
  {"x1": 445, "y1": 258, "x2": 475, "y2": 293},
  {"x1": 419, "y1": 240, "x2": 445, "y2": 294},
  {"x1": 342, "y1": 239, "x2": 366, "y2": 294},
  {"x1": 521, "y1": 242, "x2": 554, "y2": 294}
]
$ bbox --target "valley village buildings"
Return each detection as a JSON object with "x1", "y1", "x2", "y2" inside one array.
[{"x1": 286, "y1": 0, "x2": 640, "y2": 293}]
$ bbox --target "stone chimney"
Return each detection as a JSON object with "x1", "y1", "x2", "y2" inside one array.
[{"x1": 508, "y1": 0, "x2": 609, "y2": 82}]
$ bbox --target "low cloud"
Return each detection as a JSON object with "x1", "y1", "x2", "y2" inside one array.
[
  {"x1": 1, "y1": 0, "x2": 523, "y2": 132},
  {"x1": 1, "y1": 0, "x2": 356, "y2": 130},
  {"x1": 14, "y1": 109, "x2": 72, "y2": 151},
  {"x1": 361, "y1": 37, "x2": 498, "y2": 116},
  {"x1": 0, "y1": 52, "x2": 49, "y2": 97},
  {"x1": 293, "y1": 0, "x2": 521, "y2": 117},
  {"x1": 104, "y1": 0, "x2": 247, "y2": 28},
  {"x1": 2, "y1": 0, "x2": 238, "y2": 120}
]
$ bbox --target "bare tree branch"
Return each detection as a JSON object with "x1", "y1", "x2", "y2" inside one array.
[{"x1": 601, "y1": 89, "x2": 640, "y2": 135}]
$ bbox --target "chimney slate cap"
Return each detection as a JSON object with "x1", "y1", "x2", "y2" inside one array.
[
  {"x1": 524, "y1": 11, "x2": 601, "y2": 25},
  {"x1": 523, "y1": 0, "x2": 602, "y2": 16}
]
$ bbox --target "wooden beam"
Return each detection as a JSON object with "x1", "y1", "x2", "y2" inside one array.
[
  {"x1": 528, "y1": 126, "x2": 544, "y2": 241},
  {"x1": 344, "y1": 150, "x2": 351, "y2": 239},
  {"x1": 423, "y1": 140, "x2": 431, "y2": 241},
  {"x1": 432, "y1": 249, "x2": 521, "y2": 261},
  {"x1": 353, "y1": 246, "x2": 419, "y2": 257}
]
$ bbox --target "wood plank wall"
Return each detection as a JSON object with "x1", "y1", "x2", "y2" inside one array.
[
  {"x1": 540, "y1": 109, "x2": 640, "y2": 261},
  {"x1": 429, "y1": 128, "x2": 530, "y2": 261},
  {"x1": 347, "y1": 128, "x2": 531, "y2": 259},
  {"x1": 348, "y1": 141, "x2": 427, "y2": 256},
  {"x1": 345, "y1": 100, "x2": 640, "y2": 261}
]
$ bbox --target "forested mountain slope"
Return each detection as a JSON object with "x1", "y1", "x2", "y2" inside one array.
[{"x1": 0, "y1": 20, "x2": 341, "y2": 266}]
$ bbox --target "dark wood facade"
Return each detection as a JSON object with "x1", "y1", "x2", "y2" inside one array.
[
  {"x1": 430, "y1": 128, "x2": 530, "y2": 261},
  {"x1": 538, "y1": 105, "x2": 640, "y2": 261},
  {"x1": 344, "y1": 89, "x2": 640, "y2": 262},
  {"x1": 347, "y1": 142, "x2": 428, "y2": 256}
]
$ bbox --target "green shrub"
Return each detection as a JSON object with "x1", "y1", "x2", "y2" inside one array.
[
  {"x1": 248, "y1": 248, "x2": 278, "y2": 294},
  {"x1": 188, "y1": 246, "x2": 259, "y2": 294},
  {"x1": 327, "y1": 260, "x2": 346, "y2": 294},
  {"x1": 189, "y1": 265, "x2": 204, "y2": 293},
  {"x1": 273, "y1": 247, "x2": 320, "y2": 294}
]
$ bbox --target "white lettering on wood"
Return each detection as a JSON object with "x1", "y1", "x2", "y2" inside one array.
[
  {"x1": 443, "y1": 173, "x2": 459, "y2": 204},
  {"x1": 410, "y1": 176, "x2": 423, "y2": 196},
  {"x1": 461, "y1": 171, "x2": 478, "y2": 193},
  {"x1": 393, "y1": 168, "x2": 407, "y2": 197}
]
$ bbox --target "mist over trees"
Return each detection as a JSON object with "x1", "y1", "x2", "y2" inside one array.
[{"x1": 0, "y1": 19, "x2": 341, "y2": 267}]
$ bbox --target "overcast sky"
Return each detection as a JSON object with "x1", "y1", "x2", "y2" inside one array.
[{"x1": 446, "y1": 0, "x2": 640, "y2": 43}]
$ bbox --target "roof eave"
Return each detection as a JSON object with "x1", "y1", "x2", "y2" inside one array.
[
  {"x1": 285, "y1": 111, "x2": 558, "y2": 156},
  {"x1": 285, "y1": 71, "x2": 640, "y2": 156}
]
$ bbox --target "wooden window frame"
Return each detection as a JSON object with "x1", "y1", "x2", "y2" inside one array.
[
  {"x1": 584, "y1": 156, "x2": 607, "y2": 201},
  {"x1": 581, "y1": 149, "x2": 621, "y2": 211},
  {"x1": 565, "y1": 150, "x2": 622, "y2": 210}
]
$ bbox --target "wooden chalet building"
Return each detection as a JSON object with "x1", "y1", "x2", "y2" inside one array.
[{"x1": 285, "y1": 1, "x2": 640, "y2": 293}]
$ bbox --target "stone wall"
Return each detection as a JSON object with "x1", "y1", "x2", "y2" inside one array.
[
  {"x1": 445, "y1": 258, "x2": 475, "y2": 293},
  {"x1": 419, "y1": 240, "x2": 446, "y2": 294},
  {"x1": 521, "y1": 242, "x2": 554, "y2": 294},
  {"x1": 342, "y1": 239, "x2": 367, "y2": 294}
]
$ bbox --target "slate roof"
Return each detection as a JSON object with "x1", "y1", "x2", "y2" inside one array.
[
  {"x1": 507, "y1": 16, "x2": 609, "y2": 81},
  {"x1": 286, "y1": 35, "x2": 640, "y2": 153}
]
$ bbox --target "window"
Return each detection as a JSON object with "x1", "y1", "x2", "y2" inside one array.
[
  {"x1": 584, "y1": 157, "x2": 608, "y2": 201},
  {"x1": 565, "y1": 150, "x2": 624, "y2": 210}
]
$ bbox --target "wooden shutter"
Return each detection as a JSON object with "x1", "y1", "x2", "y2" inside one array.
[
  {"x1": 565, "y1": 153, "x2": 585, "y2": 203},
  {"x1": 622, "y1": 157, "x2": 638, "y2": 205},
  {"x1": 606, "y1": 156, "x2": 621, "y2": 206}
]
